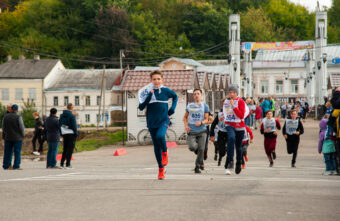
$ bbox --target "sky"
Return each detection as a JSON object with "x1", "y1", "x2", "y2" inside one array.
[{"x1": 288, "y1": 0, "x2": 333, "y2": 11}]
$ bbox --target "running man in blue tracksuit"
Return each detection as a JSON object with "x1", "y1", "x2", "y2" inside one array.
[{"x1": 138, "y1": 70, "x2": 178, "y2": 180}]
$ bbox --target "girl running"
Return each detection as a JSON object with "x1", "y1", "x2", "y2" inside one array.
[{"x1": 260, "y1": 110, "x2": 281, "y2": 167}]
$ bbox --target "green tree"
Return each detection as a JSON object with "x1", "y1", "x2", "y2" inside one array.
[
  {"x1": 0, "y1": 102, "x2": 7, "y2": 128},
  {"x1": 20, "y1": 99, "x2": 37, "y2": 128}
]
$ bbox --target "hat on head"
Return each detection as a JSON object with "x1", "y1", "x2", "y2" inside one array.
[
  {"x1": 228, "y1": 84, "x2": 239, "y2": 94},
  {"x1": 11, "y1": 104, "x2": 18, "y2": 111}
]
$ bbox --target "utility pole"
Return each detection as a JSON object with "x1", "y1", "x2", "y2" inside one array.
[
  {"x1": 97, "y1": 65, "x2": 105, "y2": 129},
  {"x1": 229, "y1": 14, "x2": 241, "y2": 88},
  {"x1": 120, "y1": 49, "x2": 125, "y2": 145},
  {"x1": 103, "y1": 69, "x2": 106, "y2": 128}
]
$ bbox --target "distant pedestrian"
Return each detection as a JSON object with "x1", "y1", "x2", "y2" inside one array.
[
  {"x1": 318, "y1": 115, "x2": 338, "y2": 175},
  {"x1": 59, "y1": 103, "x2": 78, "y2": 169},
  {"x1": 183, "y1": 89, "x2": 210, "y2": 174},
  {"x1": 282, "y1": 109, "x2": 304, "y2": 168},
  {"x1": 260, "y1": 110, "x2": 281, "y2": 167},
  {"x1": 254, "y1": 103, "x2": 262, "y2": 130},
  {"x1": 32, "y1": 112, "x2": 44, "y2": 155},
  {"x1": 281, "y1": 102, "x2": 287, "y2": 119},
  {"x1": 2, "y1": 104, "x2": 25, "y2": 170},
  {"x1": 138, "y1": 70, "x2": 178, "y2": 180},
  {"x1": 45, "y1": 108, "x2": 61, "y2": 169}
]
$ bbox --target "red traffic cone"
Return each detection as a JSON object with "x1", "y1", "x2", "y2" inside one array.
[
  {"x1": 56, "y1": 154, "x2": 74, "y2": 161},
  {"x1": 114, "y1": 148, "x2": 127, "y2": 156},
  {"x1": 166, "y1": 142, "x2": 178, "y2": 148}
]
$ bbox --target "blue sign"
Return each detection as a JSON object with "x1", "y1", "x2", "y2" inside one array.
[{"x1": 332, "y1": 58, "x2": 340, "y2": 64}]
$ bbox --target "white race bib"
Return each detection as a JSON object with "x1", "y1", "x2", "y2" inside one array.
[
  {"x1": 285, "y1": 119, "x2": 299, "y2": 135},
  {"x1": 223, "y1": 99, "x2": 247, "y2": 123},
  {"x1": 242, "y1": 128, "x2": 249, "y2": 142},
  {"x1": 187, "y1": 103, "x2": 205, "y2": 125},
  {"x1": 138, "y1": 83, "x2": 167, "y2": 104},
  {"x1": 217, "y1": 112, "x2": 227, "y2": 132},
  {"x1": 262, "y1": 118, "x2": 276, "y2": 133}
]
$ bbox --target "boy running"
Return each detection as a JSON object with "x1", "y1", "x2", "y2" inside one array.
[
  {"x1": 210, "y1": 110, "x2": 228, "y2": 166},
  {"x1": 282, "y1": 109, "x2": 304, "y2": 168},
  {"x1": 183, "y1": 89, "x2": 210, "y2": 174},
  {"x1": 138, "y1": 70, "x2": 178, "y2": 180},
  {"x1": 241, "y1": 126, "x2": 253, "y2": 169}
]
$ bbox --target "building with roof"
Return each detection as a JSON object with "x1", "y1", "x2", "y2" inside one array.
[
  {"x1": 120, "y1": 69, "x2": 201, "y2": 145},
  {"x1": 45, "y1": 69, "x2": 122, "y2": 126},
  {"x1": 0, "y1": 55, "x2": 64, "y2": 113},
  {"x1": 159, "y1": 57, "x2": 204, "y2": 70}
]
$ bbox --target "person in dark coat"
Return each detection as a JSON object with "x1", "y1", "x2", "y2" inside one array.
[
  {"x1": 59, "y1": 103, "x2": 78, "y2": 169},
  {"x1": 2, "y1": 104, "x2": 25, "y2": 170},
  {"x1": 32, "y1": 112, "x2": 44, "y2": 155},
  {"x1": 45, "y1": 108, "x2": 61, "y2": 169}
]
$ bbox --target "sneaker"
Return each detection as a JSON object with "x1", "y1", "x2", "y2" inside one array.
[
  {"x1": 194, "y1": 166, "x2": 201, "y2": 174},
  {"x1": 200, "y1": 164, "x2": 205, "y2": 170},
  {"x1": 13, "y1": 168, "x2": 23, "y2": 170},
  {"x1": 158, "y1": 168, "x2": 165, "y2": 180},
  {"x1": 224, "y1": 168, "x2": 231, "y2": 175},
  {"x1": 323, "y1": 171, "x2": 332, "y2": 176},
  {"x1": 162, "y1": 152, "x2": 168, "y2": 166},
  {"x1": 227, "y1": 161, "x2": 234, "y2": 169},
  {"x1": 65, "y1": 165, "x2": 73, "y2": 169},
  {"x1": 291, "y1": 163, "x2": 296, "y2": 168},
  {"x1": 214, "y1": 154, "x2": 217, "y2": 161},
  {"x1": 204, "y1": 152, "x2": 208, "y2": 161},
  {"x1": 331, "y1": 170, "x2": 338, "y2": 175},
  {"x1": 235, "y1": 164, "x2": 242, "y2": 174},
  {"x1": 269, "y1": 162, "x2": 274, "y2": 167},
  {"x1": 242, "y1": 164, "x2": 245, "y2": 169},
  {"x1": 272, "y1": 152, "x2": 276, "y2": 160},
  {"x1": 32, "y1": 151, "x2": 40, "y2": 156},
  {"x1": 244, "y1": 155, "x2": 248, "y2": 162}
]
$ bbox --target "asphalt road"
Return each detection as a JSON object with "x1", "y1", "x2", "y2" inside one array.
[{"x1": 0, "y1": 119, "x2": 339, "y2": 221}]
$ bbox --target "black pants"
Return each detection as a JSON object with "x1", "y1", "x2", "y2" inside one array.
[
  {"x1": 204, "y1": 127, "x2": 209, "y2": 160},
  {"x1": 335, "y1": 139, "x2": 340, "y2": 173},
  {"x1": 217, "y1": 131, "x2": 228, "y2": 159},
  {"x1": 286, "y1": 135, "x2": 300, "y2": 165},
  {"x1": 61, "y1": 134, "x2": 76, "y2": 166},
  {"x1": 32, "y1": 130, "x2": 43, "y2": 152}
]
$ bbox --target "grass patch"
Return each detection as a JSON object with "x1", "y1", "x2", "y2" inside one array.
[{"x1": 56, "y1": 130, "x2": 126, "y2": 153}]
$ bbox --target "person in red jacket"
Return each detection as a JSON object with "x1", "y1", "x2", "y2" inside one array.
[
  {"x1": 260, "y1": 110, "x2": 281, "y2": 167},
  {"x1": 254, "y1": 102, "x2": 262, "y2": 130},
  {"x1": 241, "y1": 126, "x2": 254, "y2": 169},
  {"x1": 223, "y1": 84, "x2": 247, "y2": 175}
]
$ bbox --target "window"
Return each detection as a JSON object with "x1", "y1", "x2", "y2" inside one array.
[
  {"x1": 261, "y1": 81, "x2": 268, "y2": 94},
  {"x1": 97, "y1": 96, "x2": 101, "y2": 105},
  {"x1": 75, "y1": 96, "x2": 80, "y2": 106},
  {"x1": 276, "y1": 80, "x2": 283, "y2": 94},
  {"x1": 64, "y1": 96, "x2": 69, "y2": 106},
  {"x1": 54, "y1": 96, "x2": 58, "y2": 106},
  {"x1": 291, "y1": 80, "x2": 298, "y2": 94},
  {"x1": 1, "y1": 88, "x2": 9, "y2": 100},
  {"x1": 85, "y1": 96, "x2": 91, "y2": 106},
  {"x1": 15, "y1": 88, "x2": 23, "y2": 100},
  {"x1": 28, "y1": 88, "x2": 36, "y2": 100},
  {"x1": 85, "y1": 114, "x2": 90, "y2": 123}
]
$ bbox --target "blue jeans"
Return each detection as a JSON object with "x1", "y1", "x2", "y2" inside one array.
[
  {"x1": 149, "y1": 124, "x2": 168, "y2": 168},
  {"x1": 250, "y1": 114, "x2": 255, "y2": 127},
  {"x1": 47, "y1": 141, "x2": 60, "y2": 167},
  {"x1": 324, "y1": 153, "x2": 337, "y2": 171},
  {"x1": 245, "y1": 117, "x2": 250, "y2": 127},
  {"x1": 3, "y1": 141, "x2": 22, "y2": 169},
  {"x1": 226, "y1": 126, "x2": 245, "y2": 166}
]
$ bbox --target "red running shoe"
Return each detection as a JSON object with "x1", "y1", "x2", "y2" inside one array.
[
  {"x1": 242, "y1": 164, "x2": 246, "y2": 169},
  {"x1": 244, "y1": 155, "x2": 248, "y2": 162},
  {"x1": 158, "y1": 168, "x2": 165, "y2": 180},
  {"x1": 162, "y1": 152, "x2": 168, "y2": 166}
]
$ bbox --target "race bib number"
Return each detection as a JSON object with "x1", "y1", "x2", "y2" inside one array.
[{"x1": 223, "y1": 99, "x2": 241, "y2": 123}]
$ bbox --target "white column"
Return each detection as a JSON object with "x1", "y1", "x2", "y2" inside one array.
[{"x1": 229, "y1": 14, "x2": 241, "y2": 88}]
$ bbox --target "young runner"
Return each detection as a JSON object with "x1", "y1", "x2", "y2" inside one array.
[
  {"x1": 241, "y1": 125, "x2": 253, "y2": 169},
  {"x1": 210, "y1": 110, "x2": 228, "y2": 166},
  {"x1": 260, "y1": 110, "x2": 281, "y2": 167},
  {"x1": 138, "y1": 70, "x2": 178, "y2": 180},
  {"x1": 223, "y1": 85, "x2": 248, "y2": 175},
  {"x1": 183, "y1": 89, "x2": 210, "y2": 174},
  {"x1": 282, "y1": 109, "x2": 304, "y2": 168}
]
